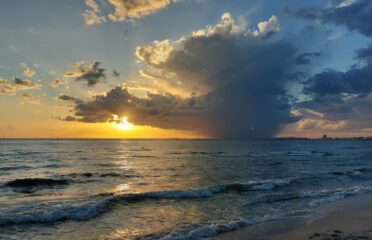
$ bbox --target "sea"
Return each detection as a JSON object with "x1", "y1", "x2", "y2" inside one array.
[{"x1": 0, "y1": 139, "x2": 372, "y2": 239}]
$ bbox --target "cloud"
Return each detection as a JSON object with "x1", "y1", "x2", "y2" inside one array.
[
  {"x1": 13, "y1": 77, "x2": 41, "y2": 89},
  {"x1": 82, "y1": 0, "x2": 106, "y2": 25},
  {"x1": 296, "y1": 0, "x2": 372, "y2": 37},
  {"x1": 303, "y1": 44, "x2": 372, "y2": 96},
  {"x1": 252, "y1": 15, "x2": 280, "y2": 39},
  {"x1": 18, "y1": 93, "x2": 41, "y2": 105},
  {"x1": 50, "y1": 79, "x2": 68, "y2": 88},
  {"x1": 58, "y1": 94, "x2": 81, "y2": 103},
  {"x1": 64, "y1": 61, "x2": 106, "y2": 87},
  {"x1": 20, "y1": 63, "x2": 36, "y2": 78},
  {"x1": 0, "y1": 76, "x2": 40, "y2": 95},
  {"x1": 63, "y1": 116, "x2": 77, "y2": 121},
  {"x1": 60, "y1": 86, "x2": 210, "y2": 131},
  {"x1": 83, "y1": 0, "x2": 180, "y2": 25},
  {"x1": 0, "y1": 77, "x2": 18, "y2": 95},
  {"x1": 297, "y1": 119, "x2": 347, "y2": 131},
  {"x1": 295, "y1": 52, "x2": 321, "y2": 65},
  {"x1": 299, "y1": 43, "x2": 372, "y2": 132},
  {"x1": 112, "y1": 69, "x2": 120, "y2": 78},
  {"x1": 60, "y1": 13, "x2": 299, "y2": 138},
  {"x1": 191, "y1": 13, "x2": 280, "y2": 39}
]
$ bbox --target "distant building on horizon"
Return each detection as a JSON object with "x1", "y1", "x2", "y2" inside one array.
[{"x1": 322, "y1": 134, "x2": 327, "y2": 139}]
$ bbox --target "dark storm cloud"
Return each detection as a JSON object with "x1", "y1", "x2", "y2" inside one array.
[
  {"x1": 300, "y1": 43, "x2": 372, "y2": 130},
  {"x1": 60, "y1": 13, "x2": 299, "y2": 138},
  {"x1": 295, "y1": 52, "x2": 321, "y2": 65},
  {"x1": 303, "y1": 44, "x2": 372, "y2": 97},
  {"x1": 64, "y1": 61, "x2": 106, "y2": 87},
  {"x1": 296, "y1": 0, "x2": 372, "y2": 37}
]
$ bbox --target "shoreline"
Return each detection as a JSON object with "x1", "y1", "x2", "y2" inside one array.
[{"x1": 213, "y1": 193, "x2": 372, "y2": 240}]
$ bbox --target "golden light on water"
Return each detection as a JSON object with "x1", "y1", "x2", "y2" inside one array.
[{"x1": 113, "y1": 115, "x2": 134, "y2": 131}]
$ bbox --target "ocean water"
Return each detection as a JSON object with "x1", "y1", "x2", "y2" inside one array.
[{"x1": 0, "y1": 139, "x2": 372, "y2": 239}]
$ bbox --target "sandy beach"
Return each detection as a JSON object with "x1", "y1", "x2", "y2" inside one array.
[{"x1": 214, "y1": 193, "x2": 372, "y2": 240}]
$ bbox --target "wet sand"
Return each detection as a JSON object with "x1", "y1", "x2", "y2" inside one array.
[{"x1": 214, "y1": 193, "x2": 372, "y2": 240}]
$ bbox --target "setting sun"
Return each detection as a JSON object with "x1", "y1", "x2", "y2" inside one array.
[{"x1": 113, "y1": 115, "x2": 134, "y2": 131}]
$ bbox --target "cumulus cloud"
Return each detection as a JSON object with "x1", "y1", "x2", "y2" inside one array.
[
  {"x1": 64, "y1": 61, "x2": 106, "y2": 87},
  {"x1": 83, "y1": 0, "x2": 179, "y2": 25},
  {"x1": 18, "y1": 93, "x2": 41, "y2": 105},
  {"x1": 252, "y1": 15, "x2": 280, "y2": 38},
  {"x1": 191, "y1": 13, "x2": 280, "y2": 39},
  {"x1": 296, "y1": 0, "x2": 372, "y2": 37},
  {"x1": 61, "y1": 13, "x2": 299, "y2": 138}
]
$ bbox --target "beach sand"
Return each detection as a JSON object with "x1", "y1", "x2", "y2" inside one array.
[{"x1": 213, "y1": 193, "x2": 372, "y2": 240}]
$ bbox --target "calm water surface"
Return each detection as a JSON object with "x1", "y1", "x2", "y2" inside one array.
[{"x1": 0, "y1": 139, "x2": 372, "y2": 239}]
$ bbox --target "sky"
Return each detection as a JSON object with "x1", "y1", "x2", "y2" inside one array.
[{"x1": 0, "y1": 0, "x2": 372, "y2": 138}]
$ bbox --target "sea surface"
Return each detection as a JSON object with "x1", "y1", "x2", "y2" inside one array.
[{"x1": 1, "y1": 139, "x2": 372, "y2": 239}]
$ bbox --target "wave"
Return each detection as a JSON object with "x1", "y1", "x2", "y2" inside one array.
[
  {"x1": 117, "y1": 186, "x2": 223, "y2": 201},
  {"x1": 168, "y1": 151, "x2": 226, "y2": 155},
  {"x1": 329, "y1": 167, "x2": 372, "y2": 177},
  {"x1": 0, "y1": 200, "x2": 108, "y2": 226},
  {"x1": 247, "y1": 151, "x2": 333, "y2": 157},
  {"x1": 2, "y1": 177, "x2": 369, "y2": 226},
  {"x1": 150, "y1": 219, "x2": 252, "y2": 240},
  {"x1": 305, "y1": 186, "x2": 372, "y2": 206},
  {"x1": 0, "y1": 179, "x2": 291, "y2": 226},
  {"x1": 66, "y1": 172, "x2": 135, "y2": 178},
  {"x1": 223, "y1": 179, "x2": 292, "y2": 192},
  {"x1": 4, "y1": 178, "x2": 69, "y2": 188},
  {"x1": 250, "y1": 185, "x2": 372, "y2": 206},
  {"x1": 0, "y1": 166, "x2": 32, "y2": 171}
]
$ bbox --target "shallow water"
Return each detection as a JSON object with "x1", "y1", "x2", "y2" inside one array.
[{"x1": 0, "y1": 139, "x2": 372, "y2": 239}]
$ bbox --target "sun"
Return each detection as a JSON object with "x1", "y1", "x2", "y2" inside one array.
[{"x1": 113, "y1": 115, "x2": 134, "y2": 130}]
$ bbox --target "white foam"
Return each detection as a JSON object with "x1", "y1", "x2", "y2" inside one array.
[
  {"x1": 157, "y1": 219, "x2": 253, "y2": 240},
  {"x1": 302, "y1": 186, "x2": 372, "y2": 207},
  {"x1": 250, "y1": 179, "x2": 292, "y2": 190}
]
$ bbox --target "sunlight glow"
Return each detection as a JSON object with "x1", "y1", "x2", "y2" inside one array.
[{"x1": 113, "y1": 115, "x2": 134, "y2": 131}]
